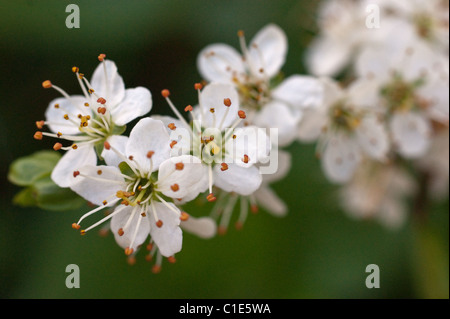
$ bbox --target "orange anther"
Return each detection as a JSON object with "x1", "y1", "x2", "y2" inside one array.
[
  {"x1": 224, "y1": 98, "x2": 232, "y2": 107},
  {"x1": 238, "y1": 110, "x2": 246, "y2": 119},
  {"x1": 175, "y1": 162, "x2": 184, "y2": 170},
  {"x1": 220, "y1": 163, "x2": 228, "y2": 171},
  {"x1": 168, "y1": 123, "x2": 177, "y2": 130},
  {"x1": 98, "y1": 53, "x2": 106, "y2": 61},
  {"x1": 72, "y1": 66, "x2": 79, "y2": 73},
  {"x1": 97, "y1": 97, "x2": 106, "y2": 104},
  {"x1": 207, "y1": 193, "x2": 217, "y2": 202},
  {"x1": 72, "y1": 223, "x2": 81, "y2": 230},
  {"x1": 42, "y1": 80, "x2": 52, "y2": 89},
  {"x1": 167, "y1": 256, "x2": 176, "y2": 263},
  {"x1": 146, "y1": 150, "x2": 155, "y2": 158},
  {"x1": 33, "y1": 131, "x2": 43, "y2": 140},
  {"x1": 170, "y1": 184, "x2": 180, "y2": 192},
  {"x1": 35, "y1": 120, "x2": 45, "y2": 129},
  {"x1": 125, "y1": 247, "x2": 134, "y2": 256},
  {"x1": 194, "y1": 83, "x2": 203, "y2": 90},
  {"x1": 242, "y1": 154, "x2": 249, "y2": 164},
  {"x1": 104, "y1": 141, "x2": 111, "y2": 150},
  {"x1": 118, "y1": 228, "x2": 124, "y2": 236},
  {"x1": 156, "y1": 220, "x2": 163, "y2": 228},
  {"x1": 180, "y1": 212, "x2": 189, "y2": 221},
  {"x1": 161, "y1": 89, "x2": 170, "y2": 98},
  {"x1": 73, "y1": 171, "x2": 80, "y2": 178},
  {"x1": 170, "y1": 140, "x2": 178, "y2": 149},
  {"x1": 53, "y1": 142, "x2": 62, "y2": 151}
]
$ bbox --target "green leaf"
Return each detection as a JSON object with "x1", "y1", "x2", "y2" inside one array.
[
  {"x1": 8, "y1": 150, "x2": 61, "y2": 186},
  {"x1": 12, "y1": 187, "x2": 38, "y2": 207},
  {"x1": 33, "y1": 175, "x2": 86, "y2": 211}
]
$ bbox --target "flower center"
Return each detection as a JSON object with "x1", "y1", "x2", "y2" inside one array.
[
  {"x1": 330, "y1": 101, "x2": 362, "y2": 131},
  {"x1": 381, "y1": 74, "x2": 425, "y2": 113}
]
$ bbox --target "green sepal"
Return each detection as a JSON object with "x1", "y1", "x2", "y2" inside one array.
[{"x1": 119, "y1": 161, "x2": 135, "y2": 178}]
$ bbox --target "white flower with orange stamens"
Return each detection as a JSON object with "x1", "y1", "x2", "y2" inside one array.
[
  {"x1": 356, "y1": 41, "x2": 449, "y2": 159},
  {"x1": 197, "y1": 24, "x2": 323, "y2": 147},
  {"x1": 34, "y1": 54, "x2": 152, "y2": 187},
  {"x1": 160, "y1": 82, "x2": 270, "y2": 202},
  {"x1": 69, "y1": 118, "x2": 211, "y2": 271},
  {"x1": 299, "y1": 77, "x2": 390, "y2": 184}
]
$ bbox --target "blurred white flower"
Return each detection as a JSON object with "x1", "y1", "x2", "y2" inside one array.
[
  {"x1": 35, "y1": 56, "x2": 152, "y2": 187},
  {"x1": 197, "y1": 24, "x2": 323, "y2": 146},
  {"x1": 305, "y1": 0, "x2": 373, "y2": 77},
  {"x1": 340, "y1": 161, "x2": 417, "y2": 230},
  {"x1": 69, "y1": 118, "x2": 211, "y2": 271},
  {"x1": 372, "y1": 0, "x2": 449, "y2": 53},
  {"x1": 298, "y1": 78, "x2": 390, "y2": 184},
  {"x1": 356, "y1": 39, "x2": 449, "y2": 158}
]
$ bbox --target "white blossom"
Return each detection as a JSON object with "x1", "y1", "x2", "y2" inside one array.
[
  {"x1": 35, "y1": 55, "x2": 152, "y2": 187},
  {"x1": 197, "y1": 24, "x2": 323, "y2": 147},
  {"x1": 69, "y1": 118, "x2": 211, "y2": 271}
]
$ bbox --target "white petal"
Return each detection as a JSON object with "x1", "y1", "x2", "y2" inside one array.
[
  {"x1": 356, "y1": 116, "x2": 390, "y2": 161},
  {"x1": 110, "y1": 87, "x2": 152, "y2": 126},
  {"x1": 45, "y1": 96, "x2": 92, "y2": 135},
  {"x1": 90, "y1": 60, "x2": 125, "y2": 107},
  {"x1": 305, "y1": 36, "x2": 353, "y2": 77},
  {"x1": 213, "y1": 164, "x2": 262, "y2": 196},
  {"x1": 126, "y1": 118, "x2": 171, "y2": 172},
  {"x1": 297, "y1": 107, "x2": 328, "y2": 142},
  {"x1": 322, "y1": 133, "x2": 361, "y2": 184},
  {"x1": 253, "y1": 185, "x2": 287, "y2": 217},
  {"x1": 101, "y1": 135, "x2": 129, "y2": 167},
  {"x1": 199, "y1": 82, "x2": 240, "y2": 129},
  {"x1": 111, "y1": 205, "x2": 150, "y2": 251},
  {"x1": 149, "y1": 201, "x2": 182, "y2": 257},
  {"x1": 248, "y1": 24, "x2": 287, "y2": 78},
  {"x1": 390, "y1": 112, "x2": 431, "y2": 158},
  {"x1": 272, "y1": 75, "x2": 324, "y2": 109},
  {"x1": 151, "y1": 115, "x2": 192, "y2": 157},
  {"x1": 51, "y1": 146, "x2": 97, "y2": 188},
  {"x1": 157, "y1": 155, "x2": 209, "y2": 199},
  {"x1": 197, "y1": 44, "x2": 245, "y2": 83},
  {"x1": 70, "y1": 165, "x2": 127, "y2": 206},
  {"x1": 252, "y1": 100, "x2": 301, "y2": 147},
  {"x1": 224, "y1": 126, "x2": 267, "y2": 166},
  {"x1": 181, "y1": 216, "x2": 217, "y2": 239},
  {"x1": 261, "y1": 150, "x2": 292, "y2": 184}
]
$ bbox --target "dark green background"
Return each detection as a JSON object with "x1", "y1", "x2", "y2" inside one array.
[{"x1": 0, "y1": 0, "x2": 448, "y2": 299}]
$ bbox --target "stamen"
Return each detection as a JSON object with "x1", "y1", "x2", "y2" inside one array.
[
  {"x1": 80, "y1": 202, "x2": 127, "y2": 234},
  {"x1": 175, "y1": 162, "x2": 184, "y2": 170},
  {"x1": 218, "y1": 193, "x2": 239, "y2": 235},
  {"x1": 161, "y1": 89, "x2": 191, "y2": 129},
  {"x1": 35, "y1": 120, "x2": 45, "y2": 129},
  {"x1": 220, "y1": 163, "x2": 228, "y2": 171},
  {"x1": 42, "y1": 80, "x2": 52, "y2": 89},
  {"x1": 170, "y1": 184, "x2": 180, "y2": 192},
  {"x1": 53, "y1": 142, "x2": 62, "y2": 151},
  {"x1": 33, "y1": 131, "x2": 43, "y2": 140},
  {"x1": 180, "y1": 212, "x2": 189, "y2": 221},
  {"x1": 98, "y1": 53, "x2": 106, "y2": 61}
]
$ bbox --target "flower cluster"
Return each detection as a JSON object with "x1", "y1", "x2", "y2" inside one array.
[
  {"x1": 28, "y1": 23, "x2": 325, "y2": 272},
  {"x1": 304, "y1": 0, "x2": 449, "y2": 228},
  {"x1": 10, "y1": 3, "x2": 448, "y2": 273}
]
